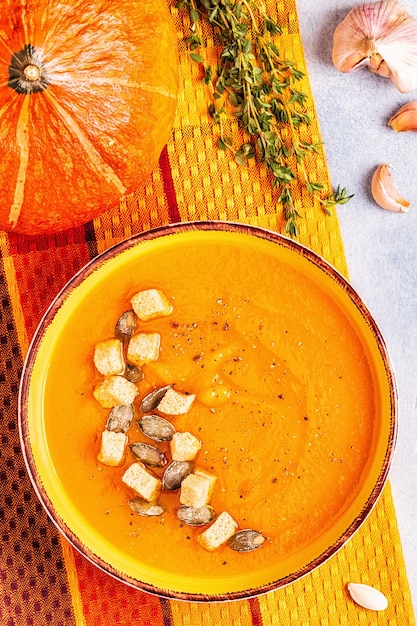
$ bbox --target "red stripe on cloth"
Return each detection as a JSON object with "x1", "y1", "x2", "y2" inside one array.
[
  {"x1": 249, "y1": 597, "x2": 263, "y2": 625},
  {"x1": 72, "y1": 551, "x2": 172, "y2": 626},
  {"x1": 159, "y1": 145, "x2": 181, "y2": 223},
  {"x1": 159, "y1": 597, "x2": 174, "y2": 626},
  {"x1": 83, "y1": 221, "x2": 99, "y2": 259},
  {"x1": 8, "y1": 227, "x2": 94, "y2": 339},
  {"x1": 7, "y1": 225, "x2": 92, "y2": 256}
]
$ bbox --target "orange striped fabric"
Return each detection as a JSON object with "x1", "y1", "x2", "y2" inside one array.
[{"x1": 0, "y1": 1, "x2": 415, "y2": 625}]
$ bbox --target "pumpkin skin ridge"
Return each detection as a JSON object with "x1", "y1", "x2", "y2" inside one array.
[
  {"x1": 39, "y1": 82, "x2": 172, "y2": 193},
  {"x1": 59, "y1": 76, "x2": 179, "y2": 101},
  {"x1": 0, "y1": 0, "x2": 179, "y2": 235},
  {"x1": 9, "y1": 97, "x2": 31, "y2": 228},
  {"x1": 42, "y1": 88, "x2": 127, "y2": 194},
  {"x1": 43, "y1": 72, "x2": 179, "y2": 102}
]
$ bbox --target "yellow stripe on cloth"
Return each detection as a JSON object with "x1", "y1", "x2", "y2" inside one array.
[
  {"x1": 92, "y1": 161, "x2": 172, "y2": 254},
  {"x1": 60, "y1": 537, "x2": 88, "y2": 626},
  {"x1": 89, "y1": 0, "x2": 415, "y2": 624},
  {"x1": 0, "y1": 231, "x2": 30, "y2": 355},
  {"x1": 170, "y1": 599, "x2": 255, "y2": 626}
]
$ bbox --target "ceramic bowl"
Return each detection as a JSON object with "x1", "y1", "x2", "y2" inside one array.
[{"x1": 19, "y1": 221, "x2": 397, "y2": 601}]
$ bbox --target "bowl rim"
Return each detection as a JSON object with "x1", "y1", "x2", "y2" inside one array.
[{"x1": 18, "y1": 220, "x2": 398, "y2": 602}]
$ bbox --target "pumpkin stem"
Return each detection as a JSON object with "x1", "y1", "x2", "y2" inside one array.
[
  {"x1": 8, "y1": 44, "x2": 49, "y2": 94},
  {"x1": 23, "y1": 65, "x2": 41, "y2": 82}
]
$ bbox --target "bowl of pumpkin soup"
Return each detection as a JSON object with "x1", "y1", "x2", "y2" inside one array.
[{"x1": 19, "y1": 221, "x2": 397, "y2": 601}]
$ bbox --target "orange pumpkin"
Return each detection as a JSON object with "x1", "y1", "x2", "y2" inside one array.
[{"x1": 0, "y1": 0, "x2": 178, "y2": 235}]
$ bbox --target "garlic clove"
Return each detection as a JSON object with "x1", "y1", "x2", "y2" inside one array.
[
  {"x1": 347, "y1": 582, "x2": 389, "y2": 611},
  {"x1": 332, "y1": 1, "x2": 417, "y2": 94},
  {"x1": 388, "y1": 100, "x2": 417, "y2": 132},
  {"x1": 371, "y1": 164, "x2": 410, "y2": 212}
]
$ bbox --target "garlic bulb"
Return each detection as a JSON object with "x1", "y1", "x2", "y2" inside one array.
[
  {"x1": 371, "y1": 163, "x2": 410, "y2": 212},
  {"x1": 388, "y1": 100, "x2": 417, "y2": 131},
  {"x1": 332, "y1": 0, "x2": 417, "y2": 93}
]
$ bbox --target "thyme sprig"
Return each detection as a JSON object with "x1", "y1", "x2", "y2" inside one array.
[{"x1": 177, "y1": 0, "x2": 353, "y2": 237}]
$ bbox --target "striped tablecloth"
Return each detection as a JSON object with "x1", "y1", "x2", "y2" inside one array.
[{"x1": 0, "y1": 1, "x2": 415, "y2": 624}]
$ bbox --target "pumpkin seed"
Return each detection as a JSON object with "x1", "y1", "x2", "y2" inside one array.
[
  {"x1": 177, "y1": 505, "x2": 216, "y2": 526},
  {"x1": 128, "y1": 498, "x2": 164, "y2": 517},
  {"x1": 140, "y1": 384, "x2": 173, "y2": 413},
  {"x1": 162, "y1": 460, "x2": 193, "y2": 490},
  {"x1": 228, "y1": 529, "x2": 266, "y2": 552},
  {"x1": 124, "y1": 363, "x2": 144, "y2": 383},
  {"x1": 115, "y1": 309, "x2": 137, "y2": 343},
  {"x1": 137, "y1": 414, "x2": 176, "y2": 441},
  {"x1": 347, "y1": 583, "x2": 389, "y2": 611},
  {"x1": 106, "y1": 404, "x2": 134, "y2": 433},
  {"x1": 130, "y1": 442, "x2": 168, "y2": 467}
]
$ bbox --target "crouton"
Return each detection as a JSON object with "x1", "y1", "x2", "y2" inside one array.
[
  {"x1": 170, "y1": 431, "x2": 202, "y2": 462},
  {"x1": 127, "y1": 332, "x2": 161, "y2": 366},
  {"x1": 122, "y1": 462, "x2": 161, "y2": 502},
  {"x1": 180, "y1": 473, "x2": 212, "y2": 508},
  {"x1": 97, "y1": 430, "x2": 127, "y2": 466},
  {"x1": 130, "y1": 288, "x2": 173, "y2": 321},
  {"x1": 194, "y1": 468, "x2": 217, "y2": 500},
  {"x1": 93, "y1": 375, "x2": 139, "y2": 408},
  {"x1": 196, "y1": 511, "x2": 238, "y2": 551},
  {"x1": 157, "y1": 387, "x2": 196, "y2": 415},
  {"x1": 93, "y1": 338, "x2": 124, "y2": 376}
]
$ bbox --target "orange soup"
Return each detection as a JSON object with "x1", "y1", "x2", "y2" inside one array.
[{"x1": 25, "y1": 226, "x2": 395, "y2": 597}]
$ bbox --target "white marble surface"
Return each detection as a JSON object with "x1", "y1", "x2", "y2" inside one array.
[{"x1": 297, "y1": 0, "x2": 417, "y2": 615}]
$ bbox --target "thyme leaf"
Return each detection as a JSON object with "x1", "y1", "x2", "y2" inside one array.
[
  {"x1": 177, "y1": 0, "x2": 353, "y2": 236},
  {"x1": 320, "y1": 185, "x2": 355, "y2": 215}
]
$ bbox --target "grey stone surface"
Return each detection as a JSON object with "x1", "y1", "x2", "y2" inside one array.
[{"x1": 297, "y1": 0, "x2": 417, "y2": 614}]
